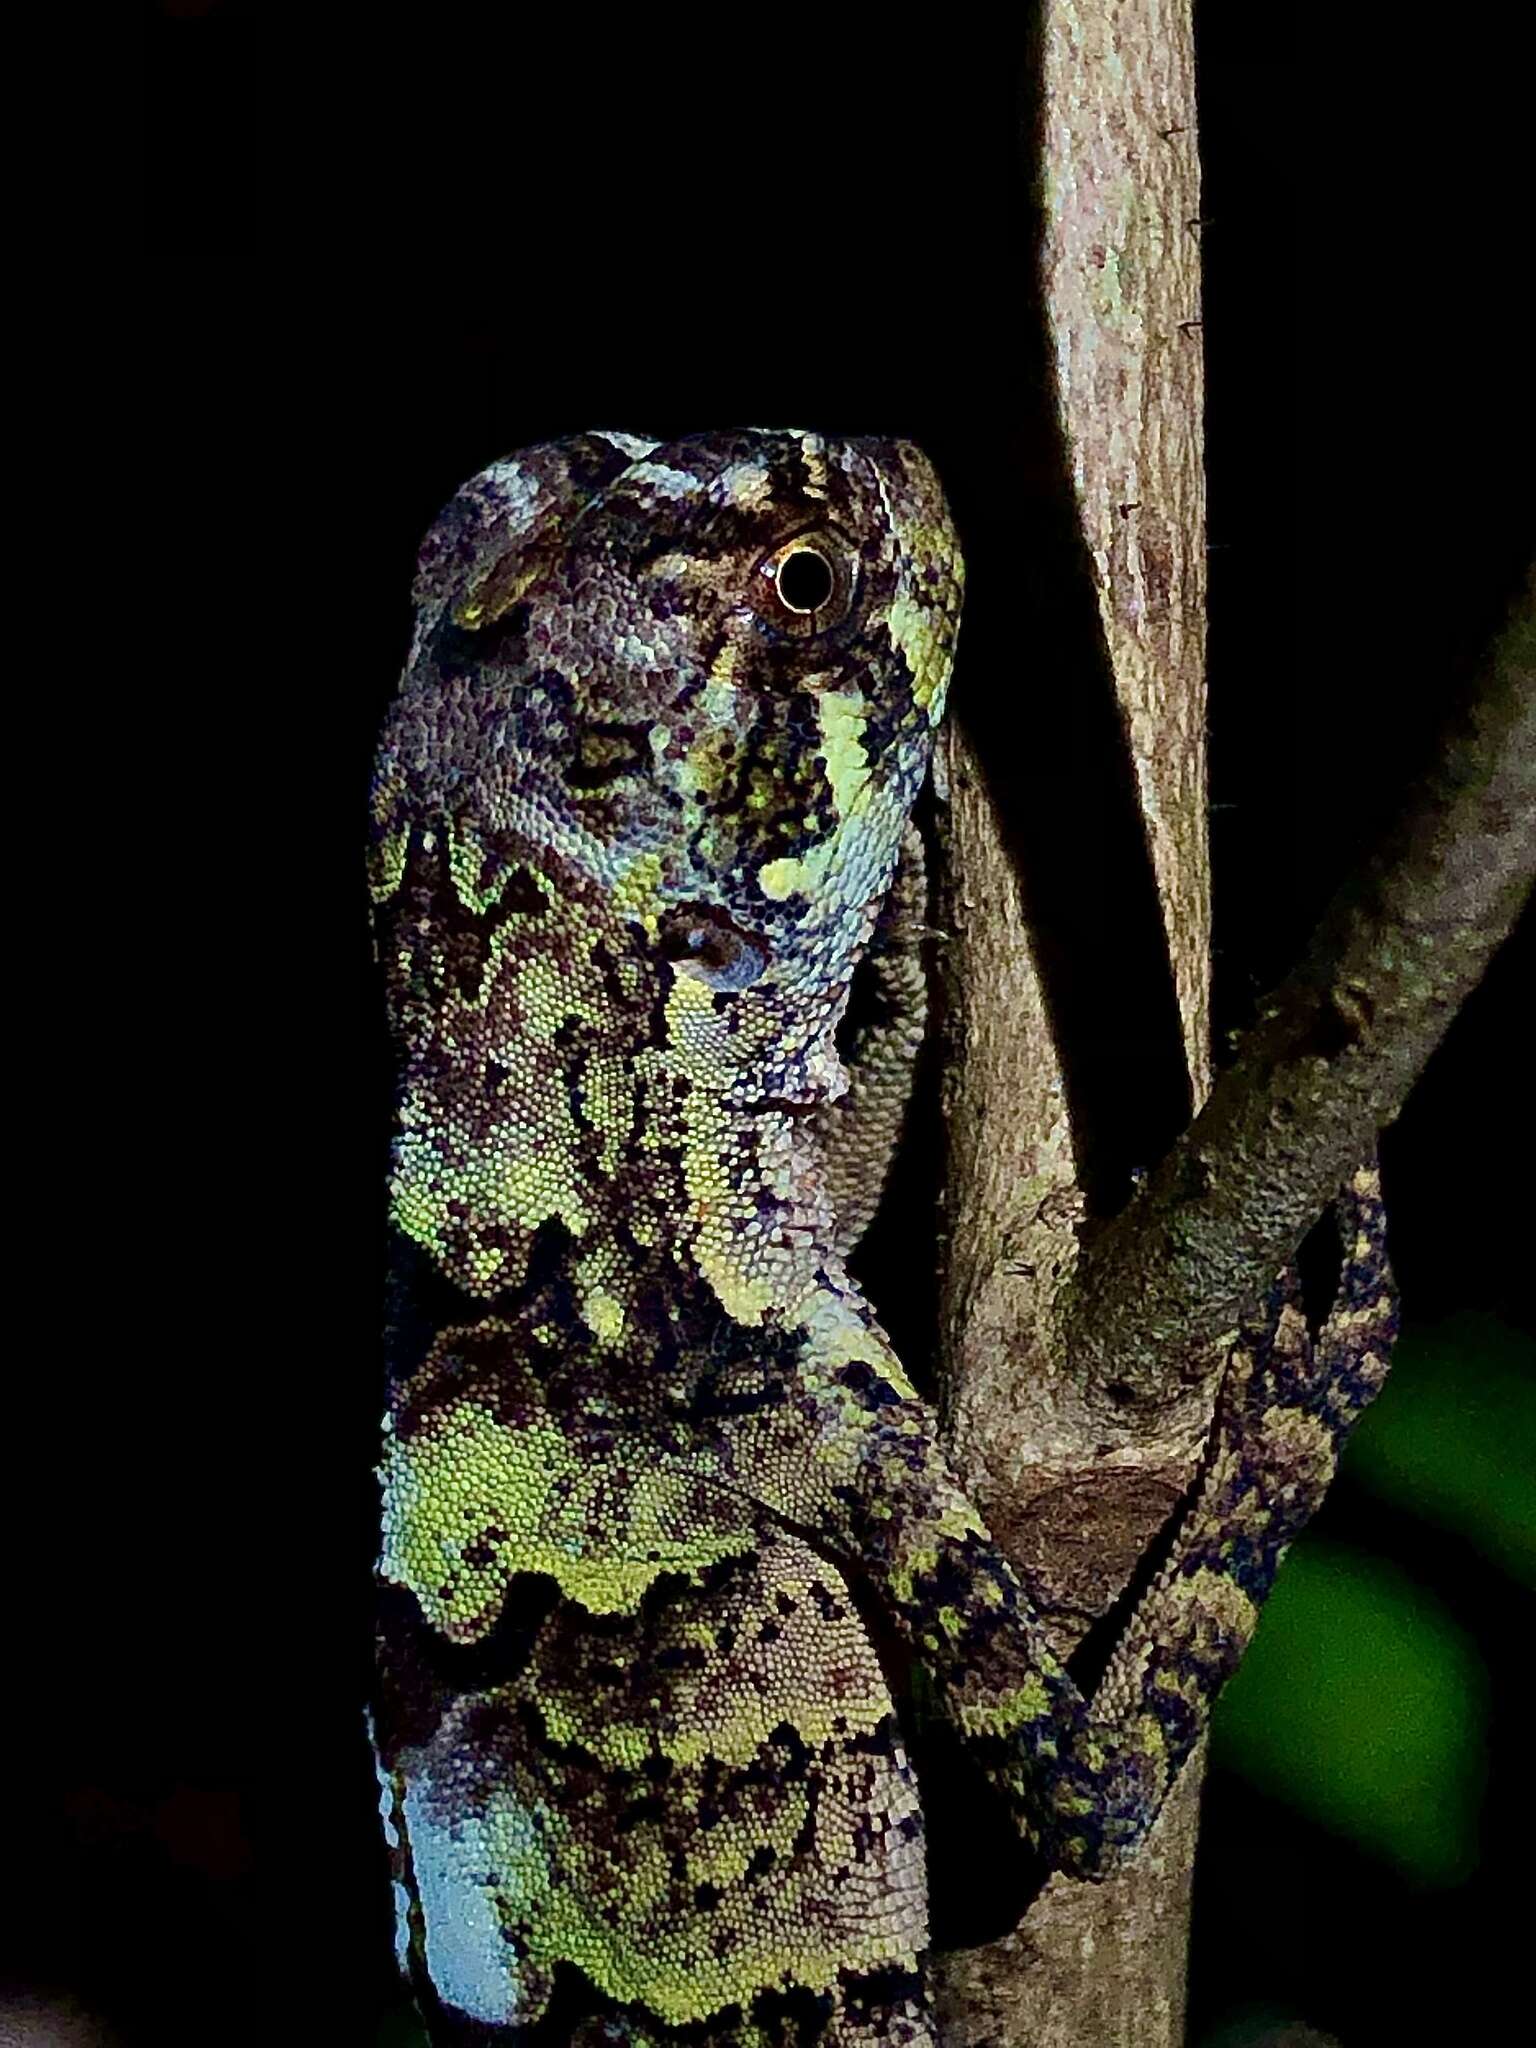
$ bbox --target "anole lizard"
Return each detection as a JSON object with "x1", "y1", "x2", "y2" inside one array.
[{"x1": 368, "y1": 429, "x2": 1396, "y2": 2044}]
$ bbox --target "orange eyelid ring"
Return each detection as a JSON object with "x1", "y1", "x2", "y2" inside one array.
[{"x1": 751, "y1": 527, "x2": 858, "y2": 638}]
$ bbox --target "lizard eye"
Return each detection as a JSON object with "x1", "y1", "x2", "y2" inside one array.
[
  {"x1": 775, "y1": 545, "x2": 834, "y2": 612},
  {"x1": 751, "y1": 530, "x2": 857, "y2": 638}
]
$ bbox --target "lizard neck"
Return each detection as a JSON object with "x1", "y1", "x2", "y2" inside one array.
[{"x1": 380, "y1": 824, "x2": 855, "y2": 1334}]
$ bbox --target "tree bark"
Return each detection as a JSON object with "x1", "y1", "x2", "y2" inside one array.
[
  {"x1": 932, "y1": 3, "x2": 1211, "y2": 2041},
  {"x1": 1062, "y1": 579, "x2": 1536, "y2": 1420},
  {"x1": 927, "y1": 7, "x2": 1534, "y2": 2045}
]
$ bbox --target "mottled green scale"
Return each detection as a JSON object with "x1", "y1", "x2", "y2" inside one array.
[
  {"x1": 369, "y1": 430, "x2": 1397, "y2": 2044},
  {"x1": 386, "y1": 1532, "x2": 922, "y2": 2029}
]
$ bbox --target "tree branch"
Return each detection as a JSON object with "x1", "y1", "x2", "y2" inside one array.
[
  {"x1": 1062, "y1": 566, "x2": 1536, "y2": 1417},
  {"x1": 933, "y1": 6, "x2": 1210, "y2": 2036}
]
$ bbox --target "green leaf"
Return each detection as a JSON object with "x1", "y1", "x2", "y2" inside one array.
[
  {"x1": 1211, "y1": 1539, "x2": 1486, "y2": 1885},
  {"x1": 1343, "y1": 1312, "x2": 1535, "y2": 1585}
]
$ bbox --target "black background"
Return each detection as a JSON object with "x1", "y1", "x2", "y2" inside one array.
[{"x1": 16, "y1": 7, "x2": 1530, "y2": 2045}]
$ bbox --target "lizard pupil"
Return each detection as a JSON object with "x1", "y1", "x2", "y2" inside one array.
[{"x1": 775, "y1": 546, "x2": 834, "y2": 614}]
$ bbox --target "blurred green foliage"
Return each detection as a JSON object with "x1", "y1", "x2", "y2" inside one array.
[
  {"x1": 1206, "y1": 1309, "x2": 1536, "y2": 1888},
  {"x1": 1344, "y1": 1312, "x2": 1535, "y2": 1586},
  {"x1": 1211, "y1": 1538, "x2": 1486, "y2": 1884}
]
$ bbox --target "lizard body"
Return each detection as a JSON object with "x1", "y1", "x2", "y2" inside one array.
[{"x1": 368, "y1": 429, "x2": 1397, "y2": 2045}]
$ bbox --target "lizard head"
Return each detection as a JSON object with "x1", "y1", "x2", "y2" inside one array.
[
  {"x1": 370, "y1": 430, "x2": 962, "y2": 1302},
  {"x1": 374, "y1": 428, "x2": 961, "y2": 1008}
]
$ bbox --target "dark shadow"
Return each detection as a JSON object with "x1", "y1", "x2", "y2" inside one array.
[
  {"x1": 939, "y1": 450, "x2": 1196, "y2": 1221},
  {"x1": 913, "y1": 19, "x2": 1195, "y2": 1222}
]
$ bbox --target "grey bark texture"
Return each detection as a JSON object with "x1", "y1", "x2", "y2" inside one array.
[
  {"x1": 1062, "y1": 574, "x2": 1536, "y2": 1426},
  {"x1": 927, "y1": 3, "x2": 1535, "y2": 2044},
  {"x1": 932, "y1": 4, "x2": 1211, "y2": 2041}
]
